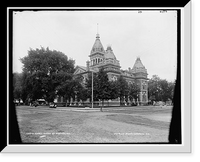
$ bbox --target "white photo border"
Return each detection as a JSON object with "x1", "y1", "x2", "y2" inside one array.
[{"x1": 4, "y1": 2, "x2": 191, "y2": 153}]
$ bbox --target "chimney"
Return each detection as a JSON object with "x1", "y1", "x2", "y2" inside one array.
[{"x1": 86, "y1": 60, "x2": 90, "y2": 71}]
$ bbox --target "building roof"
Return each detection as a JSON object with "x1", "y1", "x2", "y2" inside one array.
[
  {"x1": 77, "y1": 65, "x2": 87, "y2": 71},
  {"x1": 132, "y1": 57, "x2": 145, "y2": 68},
  {"x1": 74, "y1": 65, "x2": 100, "y2": 75},
  {"x1": 90, "y1": 34, "x2": 105, "y2": 55},
  {"x1": 132, "y1": 57, "x2": 147, "y2": 73},
  {"x1": 105, "y1": 46, "x2": 116, "y2": 59}
]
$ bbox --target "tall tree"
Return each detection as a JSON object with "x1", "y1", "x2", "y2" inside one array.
[
  {"x1": 20, "y1": 47, "x2": 75, "y2": 103},
  {"x1": 167, "y1": 81, "x2": 175, "y2": 101},
  {"x1": 148, "y1": 75, "x2": 162, "y2": 102},
  {"x1": 56, "y1": 75, "x2": 88, "y2": 104},
  {"x1": 128, "y1": 82, "x2": 140, "y2": 103},
  {"x1": 116, "y1": 75, "x2": 129, "y2": 105},
  {"x1": 73, "y1": 76, "x2": 89, "y2": 102},
  {"x1": 96, "y1": 68, "x2": 110, "y2": 110},
  {"x1": 86, "y1": 68, "x2": 111, "y2": 111},
  {"x1": 21, "y1": 47, "x2": 74, "y2": 74},
  {"x1": 108, "y1": 80, "x2": 119, "y2": 100},
  {"x1": 159, "y1": 79, "x2": 170, "y2": 102},
  {"x1": 148, "y1": 75, "x2": 175, "y2": 103}
]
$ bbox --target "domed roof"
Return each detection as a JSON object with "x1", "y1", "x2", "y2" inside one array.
[
  {"x1": 105, "y1": 46, "x2": 116, "y2": 59},
  {"x1": 133, "y1": 57, "x2": 144, "y2": 68},
  {"x1": 90, "y1": 34, "x2": 105, "y2": 55},
  {"x1": 132, "y1": 57, "x2": 147, "y2": 73}
]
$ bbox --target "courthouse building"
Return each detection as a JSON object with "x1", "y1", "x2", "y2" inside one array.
[{"x1": 73, "y1": 33, "x2": 149, "y2": 105}]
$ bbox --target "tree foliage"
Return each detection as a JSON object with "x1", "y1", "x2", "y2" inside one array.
[
  {"x1": 128, "y1": 82, "x2": 140, "y2": 102},
  {"x1": 148, "y1": 75, "x2": 175, "y2": 102},
  {"x1": 116, "y1": 76, "x2": 129, "y2": 104},
  {"x1": 19, "y1": 47, "x2": 75, "y2": 103},
  {"x1": 56, "y1": 75, "x2": 88, "y2": 103},
  {"x1": 85, "y1": 72, "x2": 99, "y2": 102},
  {"x1": 108, "y1": 80, "x2": 120, "y2": 100},
  {"x1": 96, "y1": 68, "x2": 111, "y2": 102},
  {"x1": 85, "y1": 69, "x2": 140, "y2": 106},
  {"x1": 86, "y1": 68, "x2": 113, "y2": 103},
  {"x1": 13, "y1": 73, "x2": 23, "y2": 102},
  {"x1": 20, "y1": 47, "x2": 74, "y2": 74}
]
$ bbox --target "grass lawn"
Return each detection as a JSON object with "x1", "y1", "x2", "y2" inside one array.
[{"x1": 16, "y1": 106, "x2": 172, "y2": 143}]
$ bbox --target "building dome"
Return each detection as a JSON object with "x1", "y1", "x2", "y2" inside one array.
[
  {"x1": 133, "y1": 57, "x2": 144, "y2": 68},
  {"x1": 132, "y1": 57, "x2": 147, "y2": 73},
  {"x1": 105, "y1": 46, "x2": 116, "y2": 59},
  {"x1": 90, "y1": 34, "x2": 105, "y2": 55}
]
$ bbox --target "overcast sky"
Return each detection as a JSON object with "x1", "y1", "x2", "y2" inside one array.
[{"x1": 13, "y1": 10, "x2": 177, "y2": 81}]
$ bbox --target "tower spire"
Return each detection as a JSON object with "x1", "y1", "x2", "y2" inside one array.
[
  {"x1": 97, "y1": 23, "x2": 99, "y2": 34},
  {"x1": 96, "y1": 23, "x2": 100, "y2": 39}
]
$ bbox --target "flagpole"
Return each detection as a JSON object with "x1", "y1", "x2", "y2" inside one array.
[{"x1": 91, "y1": 71, "x2": 94, "y2": 108}]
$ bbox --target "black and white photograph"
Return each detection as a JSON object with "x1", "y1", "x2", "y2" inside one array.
[{"x1": 4, "y1": 3, "x2": 192, "y2": 153}]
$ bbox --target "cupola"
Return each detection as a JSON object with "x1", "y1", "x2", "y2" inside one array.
[
  {"x1": 105, "y1": 45, "x2": 116, "y2": 60},
  {"x1": 132, "y1": 57, "x2": 147, "y2": 73},
  {"x1": 90, "y1": 33, "x2": 105, "y2": 55}
]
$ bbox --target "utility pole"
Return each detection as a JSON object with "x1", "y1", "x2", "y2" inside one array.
[
  {"x1": 87, "y1": 61, "x2": 94, "y2": 109},
  {"x1": 91, "y1": 71, "x2": 94, "y2": 108}
]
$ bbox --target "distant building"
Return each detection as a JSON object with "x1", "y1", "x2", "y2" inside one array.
[{"x1": 74, "y1": 33, "x2": 148, "y2": 104}]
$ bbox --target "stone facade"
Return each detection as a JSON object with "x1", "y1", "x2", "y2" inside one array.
[{"x1": 74, "y1": 33, "x2": 148, "y2": 104}]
